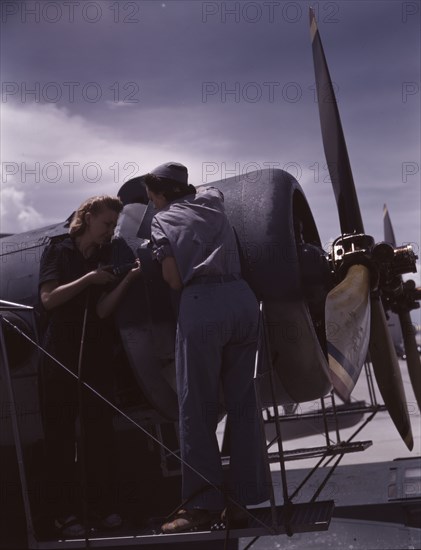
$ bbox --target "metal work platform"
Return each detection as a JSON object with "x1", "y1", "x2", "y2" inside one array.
[{"x1": 32, "y1": 501, "x2": 334, "y2": 548}]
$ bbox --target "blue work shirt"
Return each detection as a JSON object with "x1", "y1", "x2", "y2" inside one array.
[{"x1": 150, "y1": 187, "x2": 241, "y2": 285}]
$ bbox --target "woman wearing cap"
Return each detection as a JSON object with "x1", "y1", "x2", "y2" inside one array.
[
  {"x1": 145, "y1": 162, "x2": 268, "y2": 533},
  {"x1": 39, "y1": 195, "x2": 141, "y2": 537}
]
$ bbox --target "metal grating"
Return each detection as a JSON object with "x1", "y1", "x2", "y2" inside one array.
[{"x1": 32, "y1": 501, "x2": 334, "y2": 548}]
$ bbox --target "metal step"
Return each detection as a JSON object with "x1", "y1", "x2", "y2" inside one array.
[
  {"x1": 267, "y1": 440, "x2": 373, "y2": 462},
  {"x1": 32, "y1": 501, "x2": 335, "y2": 548},
  {"x1": 221, "y1": 440, "x2": 372, "y2": 466}
]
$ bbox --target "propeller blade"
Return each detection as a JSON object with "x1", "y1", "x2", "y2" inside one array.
[
  {"x1": 310, "y1": 12, "x2": 414, "y2": 447},
  {"x1": 384, "y1": 204, "x2": 421, "y2": 409},
  {"x1": 383, "y1": 204, "x2": 396, "y2": 247},
  {"x1": 369, "y1": 297, "x2": 414, "y2": 450},
  {"x1": 309, "y1": 7, "x2": 364, "y2": 234},
  {"x1": 325, "y1": 264, "x2": 371, "y2": 401},
  {"x1": 399, "y1": 310, "x2": 421, "y2": 411}
]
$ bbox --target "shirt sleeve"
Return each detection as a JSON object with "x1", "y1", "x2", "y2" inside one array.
[
  {"x1": 198, "y1": 186, "x2": 224, "y2": 202},
  {"x1": 150, "y1": 217, "x2": 174, "y2": 263},
  {"x1": 38, "y1": 243, "x2": 60, "y2": 288}
]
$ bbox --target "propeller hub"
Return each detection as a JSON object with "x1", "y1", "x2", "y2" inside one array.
[
  {"x1": 330, "y1": 236, "x2": 419, "y2": 301},
  {"x1": 330, "y1": 233, "x2": 376, "y2": 283}
]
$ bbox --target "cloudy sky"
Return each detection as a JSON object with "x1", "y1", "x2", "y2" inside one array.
[{"x1": 1, "y1": 0, "x2": 420, "y2": 295}]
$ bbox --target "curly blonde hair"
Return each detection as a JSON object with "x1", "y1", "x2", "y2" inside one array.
[{"x1": 69, "y1": 195, "x2": 123, "y2": 237}]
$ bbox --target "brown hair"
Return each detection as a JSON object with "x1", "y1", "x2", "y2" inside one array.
[{"x1": 69, "y1": 195, "x2": 123, "y2": 237}]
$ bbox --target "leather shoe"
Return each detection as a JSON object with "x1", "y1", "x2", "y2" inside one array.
[{"x1": 161, "y1": 508, "x2": 215, "y2": 534}]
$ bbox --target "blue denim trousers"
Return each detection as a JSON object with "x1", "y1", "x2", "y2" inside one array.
[{"x1": 175, "y1": 279, "x2": 269, "y2": 510}]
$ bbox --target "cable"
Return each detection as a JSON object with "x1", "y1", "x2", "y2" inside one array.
[{"x1": 76, "y1": 293, "x2": 90, "y2": 548}]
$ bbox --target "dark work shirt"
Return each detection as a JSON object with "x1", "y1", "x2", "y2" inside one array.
[{"x1": 39, "y1": 236, "x2": 115, "y2": 376}]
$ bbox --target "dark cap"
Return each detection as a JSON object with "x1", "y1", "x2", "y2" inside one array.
[{"x1": 149, "y1": 162, "x2": 188, "y2": 186}]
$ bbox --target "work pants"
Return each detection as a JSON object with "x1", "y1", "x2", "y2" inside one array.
[
  {"x1": 176, "y1": 279, "x2": 269, "y2": 510},
  {"x1": 39, "y1": 334, "x2": 117, "y2": 520}
]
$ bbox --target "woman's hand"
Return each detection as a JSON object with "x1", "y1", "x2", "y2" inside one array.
[
  {"x1": 89, "y1": 266, "x2": 118, "y2": 285},
  {"x1": 123, "y1": 258, "x2": 142, "y2": 282},
  {"x1": 96, "y1": 259, "x2": 142, "y2": 319},
  {"x1": 40, "y1": 267, "x2": 115, "y2": 310}
]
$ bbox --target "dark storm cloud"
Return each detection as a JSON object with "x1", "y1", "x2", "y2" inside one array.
[
  {"x1": 2, "y1": 1, "x2": 418, "y2": 108},
  {"x1": 2, "y1": 0, "x2": 315, "y2": 116}
]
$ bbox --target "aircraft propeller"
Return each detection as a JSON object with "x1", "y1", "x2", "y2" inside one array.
[
  {"x1": 383, "y1": 205, "x2": 421, "y2": 411},
  {"x1": 309, "y1": 8, "x2": 415, "y2": 449}
]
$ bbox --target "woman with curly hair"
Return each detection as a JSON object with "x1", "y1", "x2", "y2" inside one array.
[{"x1": 39, "y1": 195, "x2": 141, "y2": 537}]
